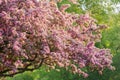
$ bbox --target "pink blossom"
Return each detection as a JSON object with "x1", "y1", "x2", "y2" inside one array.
[{"x1": 0, "y1": 0, "x2": 113, "y2": 77}]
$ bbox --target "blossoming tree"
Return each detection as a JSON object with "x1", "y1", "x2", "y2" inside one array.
[{"x1": 0, "y1": 0, "x2": 114, "y2": 78}]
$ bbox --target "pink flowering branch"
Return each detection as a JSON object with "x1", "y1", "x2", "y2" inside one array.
[{"x1": 0, "y1": 0, "x2": 114, "y2": 78}]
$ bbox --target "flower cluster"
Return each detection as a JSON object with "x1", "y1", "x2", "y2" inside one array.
[{"x1": 0, "y1": 0, "x2": 114, "y2": 77}]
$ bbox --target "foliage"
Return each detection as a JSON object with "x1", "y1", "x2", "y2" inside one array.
[
  {"x1": 6, "y1": 22, "x2": 120, "y2": 80},
  {"x1": 6, "y1": 54, "x2": 120, "y2": 80},
  {"x1": 0, "y1": 0, "x2": 114, "y2": 78},
  {"x1": 4, "y1": 0, "x2": 120, "y2": 80}
]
